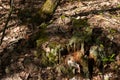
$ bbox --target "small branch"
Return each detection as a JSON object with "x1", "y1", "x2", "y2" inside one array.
[
  {"x1": 54, "y1": 1, "x2": 120, "y2": 19},
  {"x1": 0, "y1": 0, "x2": 14, "y2": 45},
  {"x1": 72, "y1": 7, "x2": 120, "y2": 17}
]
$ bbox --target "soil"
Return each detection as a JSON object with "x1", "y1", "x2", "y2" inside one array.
[{"x1": 0, "y1": 0, "x2": 120, "y2": 80}]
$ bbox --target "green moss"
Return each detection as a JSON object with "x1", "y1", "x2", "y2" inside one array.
[
  {"x1": 49, "y1": 41, "x2": 59, "y2": 48},
  {"x1": 38, "y1": 0, "x2": 59, "y2": 20},
  {"x1": 72, "y1": 27, "x2": 92, "y2": 44},
  {"x1": 40, "y1": 51, "x2": 49, "y2": 67},
  {"x1": 33, "y1": 50, "x2": 40, "y2": 58},
  {"x1": 39, "y1": 22, "x2": 48, "y2": 29},
  {"x1": 36, "y1": 37, "x2": 48, "y2": 47},
  {"x1": 109, "y1": 29, "x2": 117, "y2": 34},
  {"x1": 40, "y1": 51, "x2": 58, "y2": 67},
  {"x1": 72, "y1": 18, "x2": 89, "y2": 28},
  {"x1": 36, "y1": 35, "x2": 61, "y2": 67},
  {"x1": 71, "y1": 18, "x2": 93, "y2": 44},
  {"x1": 41, "y1": 0, "x2": 54, "y2": 14},
  {"x1": 48, "y1": 52, "x2": 58, "y2": 66},
  {"x1": 36, "y1": 30, "x2": 48, "y2": 48},
  {"x1": 37, "y1": 43, "x2": 60, "y2": 67},
  {"x1": 81, "y1": 57, "x2": 89, "y2": 78},
  {"x1": 60, "y1": 66, "x2": 74, "y2": 77}
]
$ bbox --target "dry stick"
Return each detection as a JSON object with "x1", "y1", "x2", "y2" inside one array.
[
  {"x1": 0, "y1": 0, "x2": 13, "y2": 45},
  {"x1": 72, "y1": 7, "x2": 120, "y2": 17}
]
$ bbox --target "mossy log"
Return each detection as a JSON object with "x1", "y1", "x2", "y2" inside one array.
[{"x1": 37, "y1": 0, "x2": 60, "y2": 22}]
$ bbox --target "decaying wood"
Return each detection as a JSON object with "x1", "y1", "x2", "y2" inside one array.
[{"x1": 37, "y1": 0, "x2": 60, "y2": 21}]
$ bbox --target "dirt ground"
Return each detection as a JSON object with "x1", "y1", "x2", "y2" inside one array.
[{"x1": 0, "y1": 0, "x2": 120, "y2": 80}]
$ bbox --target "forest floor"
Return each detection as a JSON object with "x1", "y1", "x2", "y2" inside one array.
[{"x1": 0, "y1": 0, "x2": 120, "y2": 80}]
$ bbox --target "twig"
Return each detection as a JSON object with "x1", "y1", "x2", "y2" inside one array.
[{"x1": 0, "y1": 0, "x2": 14, "y2": 45}]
